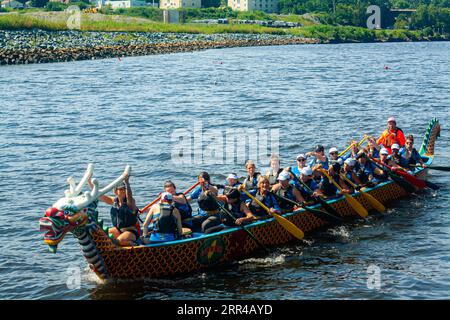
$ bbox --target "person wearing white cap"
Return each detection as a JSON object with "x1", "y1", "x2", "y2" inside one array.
[
  {"x1": 372, "y1": 148, "x2": 392, "y2": 181},
  {"x1": 224, "y1": 173, "x2": 241, "y2": 192},
  {"x1": 290, "y1": 153, "x2": 308, "y2": 179},
  {"x1": 377, "y1": 116, "x2": 406, "y2": 153},
  {"x1": 271, "y1": 171, "x2": 305, "y2": 212},
  {"x1": 329, "y1": 147, "x2": 344, "y2": 165},
  {"x1": 388, "y1": 143, "x2": 409, "y2": 169},
  {"x1": 143, "y1": 191, "x2": 183, "y2": 244},
  {"x1": 265, "y1": 154, "x2": 283, "y2": 185},
  {"x1": 342, "y1": 158, "x2": 362, "y2": 192},
  {"x1": 296, "y1": 166, "x2": 320, "y2": 201}
]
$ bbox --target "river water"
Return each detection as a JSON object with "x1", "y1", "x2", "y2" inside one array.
[{"x1": 0, "y1": 41, "x2": 449, "y2": 300}]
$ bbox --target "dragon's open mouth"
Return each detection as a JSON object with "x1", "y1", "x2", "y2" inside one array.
[{"x1": 39, "y1": 217, "x2": 65, "y2": 246}]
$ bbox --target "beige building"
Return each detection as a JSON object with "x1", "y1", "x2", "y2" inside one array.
[
  {"x1": 1, "y1": 0, "x2": 24, "y2": 8},
  {"x1": 159, "y1": 0, "x2": 201, "y2": 9},
  {"x1": 228, "y1": 0, "x2": 279, "y2": 13}
]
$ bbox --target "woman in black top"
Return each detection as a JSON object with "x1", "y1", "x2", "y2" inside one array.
[{"x1": 89, "y1": 173, "x2": 139, "y2": 246}]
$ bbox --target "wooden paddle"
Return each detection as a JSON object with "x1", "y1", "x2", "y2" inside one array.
[
  {"x1": 339, "y1": 173, "x2": 386, "y2": 214},
  {"x1": 319, "y1": 169, "x2": 368, "y2": 218},
  {"x1": 140, "y1": 181, "x2": 200, "y2": 214},
  {"x1": 207, "y1": 193, "x2": 269, "y2": 253},
  {"x1": 271, "y1": 192, "x2": 343, "y2": 225},
  {"x1": 240, "y1": 188, "x2": 305, "y2": 240},
  {"x1": 338, "y1": 136, "x2": 368, "y2": 157},
  {"x1": 288, "y1": 168, "x2": 342, "y2": 219}
]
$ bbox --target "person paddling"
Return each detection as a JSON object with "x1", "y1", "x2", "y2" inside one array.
[
  {"x1": 318, "y1": 163, "x2": 346, "y2": 198},
  {"x1": 388, "y1": 144, "x2": 409, "y2": 169},
  {"x1": 290, "y1": 154, "x2": 308, "y2": 179},
  {"x1": 329, "y1": 147, "x2": 344, "y2": 165},
  {"x1": 215, "y1": 188, "x2": 255, "y2": 226},
  {"x1": 365, "y1": 136, "x2": 381, "y2": 158},
  {"x1": 306, "y1": 145, "x2": 329, "y2": 170},
  {"x1": 270, "y1": 171, "x2": 305, "y2": 212},
  {"x1": 377, "y1": 116, "x2": 406, "y2": 153},
  {"x1": 400, "y1": 134, "x2": 426, "y2": 170},
  {"x1": 89, "y1": 173, "x2": 139, "y2": 246},
  {"x1": 341, "y1": 158, "x2": 361, "y2": 193},
  {"x1": 222, "y1": 173, "x2": 242, "y2": 193},
  {"x1": 162, "y1": 180, "x2": 193, "y2": 229},
  {"x1": 186, "y1": 172, "x2": 223, "y2": 234},
  {"x1": 297, "y1": 167, "x2": 320, "y2": 202},
  {"x1": 142, "y1": 192, "x2": 183, "y2": 244},
  {"x1": 241, "y1": 176, "x2": 281, "y2": 219}
]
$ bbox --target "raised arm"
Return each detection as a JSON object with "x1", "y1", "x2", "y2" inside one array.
[{"x1": 123, "y1": 174, "x2": 137, "y2": 213}]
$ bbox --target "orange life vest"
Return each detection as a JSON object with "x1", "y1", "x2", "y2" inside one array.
[{"x1": 377, "y1": 128, "x2": 405, "y2": 150}]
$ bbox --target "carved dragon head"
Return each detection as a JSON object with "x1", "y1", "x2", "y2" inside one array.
[{"x1": 39, "y1": 163, "x2": 131, "y2": 253}]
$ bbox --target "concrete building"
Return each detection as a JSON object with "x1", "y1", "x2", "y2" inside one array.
[
  {"x1": 1, "y1": 0, "x2": 24, "y2": 8},
  {"x1": 98, "y1": 0, "x2": 146, "y2": 9},
  {"x1": 228, "y1": 0, "x2": 279, "y2": 13},
  {"x1": 159, "y1": 0, "x2": 201, "y2": 9}
]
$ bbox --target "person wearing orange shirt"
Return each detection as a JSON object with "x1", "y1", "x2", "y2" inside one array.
[{"x1": 376, "y1": 117, "x2": 406, "y2": 153}]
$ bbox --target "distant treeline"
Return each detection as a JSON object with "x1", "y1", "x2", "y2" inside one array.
[{"x1": 278, "y1": 0, "x2": 450, "y2": 32}]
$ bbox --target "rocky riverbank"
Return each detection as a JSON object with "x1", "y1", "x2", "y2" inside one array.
[{"x1": 0, "y1": 30, "x2": 320, "y2": 65}]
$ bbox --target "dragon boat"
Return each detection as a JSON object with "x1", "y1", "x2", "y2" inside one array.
[{"x1": 39, "y1": 118, "x2": 441, "y2": 281}]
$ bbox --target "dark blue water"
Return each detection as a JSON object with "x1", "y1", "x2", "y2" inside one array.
[{"x1": 0, "y1": 41, "x2": 449, "y2": 299}]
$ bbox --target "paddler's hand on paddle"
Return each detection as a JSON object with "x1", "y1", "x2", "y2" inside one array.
[
  {"x1": 237, "y1": 184, "x2": 245, "y2": 192},
  {"x1": 269, "y1": 207, "x2": 281, "y2": 215}
]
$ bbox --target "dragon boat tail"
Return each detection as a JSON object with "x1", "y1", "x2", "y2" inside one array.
[{"x1": 39, "y1": 118, "x2": 441, "y2": 280}]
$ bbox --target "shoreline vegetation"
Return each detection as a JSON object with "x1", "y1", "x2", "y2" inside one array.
[{"x1": 0, "y1": 7, "x2": 449, "y2": 65}]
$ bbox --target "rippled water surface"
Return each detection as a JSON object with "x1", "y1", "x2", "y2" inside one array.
[{"x1": 0, "y1": 42, "x2": 449, "y2": 300}]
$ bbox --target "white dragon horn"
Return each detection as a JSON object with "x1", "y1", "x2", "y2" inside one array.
[
  {"x1": 73, "y1": 163, "x2": 94, "y2": 196},
  {"x1": 98, "y1": 165, "x2": 131, "y2": 196},
  {"x1": 74, "y1": 165, "x2": 131, "y2": 210},
  {"x1": 67, "y1": 177, "x2": 77, "y2": 196}
]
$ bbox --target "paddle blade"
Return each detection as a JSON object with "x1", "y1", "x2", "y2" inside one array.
[
  {"x1": 393, "y1": 169, "x2": 427, "y2": 189},
  {"x1": 361, "y1": 192, "x2": 385, "y2": 213},
  {"x1": 344, "y1": 194, "x2": 368, "y2": 218},
  {"x1": 272, "y1": 213, "x2": 305, "y2": 240},
  {"x1": 425, "y1": 181, "x2": 440, "y2": 190}
]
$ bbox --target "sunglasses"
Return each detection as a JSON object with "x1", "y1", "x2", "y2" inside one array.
[
  {"x1": 297, "y1": 158, "x2": 306, "y2": 161},
  {"x1": 330, "y1": 152, "x2": 338, "y2": 155}
]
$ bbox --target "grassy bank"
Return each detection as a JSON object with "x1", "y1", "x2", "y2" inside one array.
[{"x1": 0, "y1": 12, "x2": 447, "y2": 42}]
